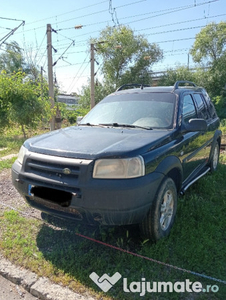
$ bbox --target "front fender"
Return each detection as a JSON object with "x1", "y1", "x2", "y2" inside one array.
[
  {"x1": 154, "y1": 156, "x2": 183, "y2": 191},
  {"x1": 155, "y1": 155, "x2": 182, "y2": 175}
]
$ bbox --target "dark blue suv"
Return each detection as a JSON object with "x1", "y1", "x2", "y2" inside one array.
[{"x1": 12, "y1": 81, "x2": 221, "y2": 241}]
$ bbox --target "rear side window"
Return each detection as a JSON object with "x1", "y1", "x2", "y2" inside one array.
[
  {"x1": 193, "y1": 93, "x2": 209, "y2": 120},
  {"x1": 208, "y1": 101, "x2": 217, "y2": 118},
  {"x1": 182, "y1": 94, "x2": 197, "y2": 123},
  {"x1": 202, "y1": 91, "x2": 217, "y2": 118}
]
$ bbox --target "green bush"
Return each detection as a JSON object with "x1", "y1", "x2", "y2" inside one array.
[
  {"x1": 212, "y1": 95, "x2": 226, "y2": 119},
  {"x1": 63, "y1": 107, "x2": 90, "y2": 125}
]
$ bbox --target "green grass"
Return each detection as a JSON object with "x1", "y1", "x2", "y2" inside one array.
[
  {"x1": 0, "y1": 127, "x2": 48, "y2": 158},
  {"x1": 0, "y1": 135, "x2": 24, "y2": 157},
  {"x1": 0, "y1": 157, "x2": 17, "y2": 171},
  {"x1": 0, "y1": 162, "x2": 226, "y2": 299},
  {"x1": 220, "y1": 152, "x2": 226, "y2": 164},
  {"x1": 220, "y1": 120, "x2": 226, "y2": 134}
]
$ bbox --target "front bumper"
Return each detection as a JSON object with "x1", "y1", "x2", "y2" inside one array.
[{"x1": 12, "y1": 154, "x2": 164, "y2": 226}]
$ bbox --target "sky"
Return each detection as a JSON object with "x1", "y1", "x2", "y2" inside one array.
[{"x1": 0, "y1": 0, "x2": 225, "y2": 94}]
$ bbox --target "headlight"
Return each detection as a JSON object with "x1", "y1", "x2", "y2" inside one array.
[
  {"x1": 93, "y1": 156, "x2": 145, "y2": 179},
  {"x1": 17, "y1": 146, "x2": 28, "y2": 165}
]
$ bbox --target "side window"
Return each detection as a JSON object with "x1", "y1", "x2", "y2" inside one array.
[
  {"x1": 182, "y1": 94, "x2": 197, "y2": 124},
  {"x1": 208, "y1": 101, "x2": 217, "y2": 118},
  {"x1": 202, "y1": 91, "x2": 217, "y2": 118},
  {"x1": 193, "y1": 94, "x2": 209, "y2": 120}
]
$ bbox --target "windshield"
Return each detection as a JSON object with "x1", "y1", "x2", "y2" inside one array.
[{"x1": 80, "y1": 92, "x2": 176, "y2": 129}]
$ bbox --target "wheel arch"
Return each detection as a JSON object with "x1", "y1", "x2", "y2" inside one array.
[
  {"x1": 209, "y1": 129, "x2": 222, "y2": 163},
  {"x1": 155, "y1": 156, "x2": 183, "y2": 192}
]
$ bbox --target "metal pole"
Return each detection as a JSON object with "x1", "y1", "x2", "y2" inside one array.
[
  {"x1": 47, "y1": 24, "x2": 55, "y2": 131},
  {"x1": 90, "y1": 43, "x2": 95, "y2": 109},
  {"x1": 40, "y1": 67, "x2": 43, "y2": 101}
]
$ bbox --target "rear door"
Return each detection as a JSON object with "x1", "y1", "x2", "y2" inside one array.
[
  {"x1": 180, "y1": 93, "x2": 210, "y2": 182},
  {"x1": 192, "y1": 93, "x2": 215, "y2": 156}
]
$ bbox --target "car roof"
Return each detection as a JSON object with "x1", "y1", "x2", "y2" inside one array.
[{"x1": 115, "y1": 86, "x2": 173, "y2": 94}]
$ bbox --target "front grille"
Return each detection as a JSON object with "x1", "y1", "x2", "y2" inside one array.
[
  {"x1": 23, "y1": 152, "x2": 93, "y2": 194},
  {"x1": 26, "y1": 158, "x2": 80, "y2": 179}
]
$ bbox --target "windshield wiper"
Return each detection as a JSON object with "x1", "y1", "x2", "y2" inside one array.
[
  {"x1": 99, "y1": 123, "x2": 152, "y2": 130},
  {"x1": 78, "y1": 123, "x2": 105, "y2": 127}
]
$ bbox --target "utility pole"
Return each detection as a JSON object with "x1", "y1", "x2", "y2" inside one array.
[
  {"x1": 90, "y1": 43, "x2": 95, "y2": 109},
  {"x1": 47, "y1": 24, "x2": 55, "y2": 131},
  {"x1": 40, "y1": 66, "x2": 44, "y2": 101}
]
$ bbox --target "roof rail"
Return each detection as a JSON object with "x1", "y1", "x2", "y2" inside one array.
[
  {"x1": 116, "y1": 83, "x2": 150, "y2": 91},
  {"x1": 173, "y1": 81, "x2": 197, "y2": 90}
]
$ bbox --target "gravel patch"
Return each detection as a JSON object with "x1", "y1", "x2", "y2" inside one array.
[{"x1": 0, "y1": 169, "x2": 42, "y2": 220}]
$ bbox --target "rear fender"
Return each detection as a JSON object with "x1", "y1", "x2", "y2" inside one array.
[{"x1": 209, "y1": 129, "x2": 222, "y2": 162}]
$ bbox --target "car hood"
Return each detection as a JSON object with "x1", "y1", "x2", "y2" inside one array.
[{"x1": 24, "y1": 126, "x2": 173, "y2": 159}]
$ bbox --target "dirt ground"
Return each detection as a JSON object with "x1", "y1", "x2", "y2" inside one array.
[{"x1": 0, "y1": 169, "x2": 41, "y2": 220}]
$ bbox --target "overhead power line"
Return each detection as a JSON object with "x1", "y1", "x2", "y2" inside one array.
[
  {"x1": 147, "y1": 25, "x2": 205, "y2": 37},
  {"x1": 16, "y1": 0, "x2": 147, "y2": 36},
  {"x1": 157, "y1": 37, "x2": 195, "y2": 44},
  {"x1": 54, "y1": 11, "x2": 226, "y2": 35},
  {"x1": 48, "y1": 3, "x2": 222, "y2": 44},
  {"x1": 164, "y1": 48, "x2": 189, "y2": 53},
  {"x1": 26, "y1": 0, "x2": 109, "y2": 25},
  {"x1": 56, "y1": 61, "x2": 89, "y2": 69},
  {"x1": 53, "y1": 40, "x2": 75, "y2": 67},
  {"x1": 34, "y1": 33, "x2": 47, "y2": 62},
  {"x1": 122, "y1": 0, "x2": 220, "y2": 23},
  {"x1": 67, "y1": 51, "x2": 90, "y2": 93},
  {"x1": 137, "y1": 13, "x2": 226, "y2": 33},
  {"x1": 0, "y1": 20, "x2": 25, "y2": 48},
  {"x1": 124, "y1": 0, "x2": 219, "y2": 25},
  {"x1": 0, "y1": 16, "x2": 25, "y2": 22}
]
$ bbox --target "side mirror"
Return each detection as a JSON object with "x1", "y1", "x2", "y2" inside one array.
[{"x1": 181, "y1": 118, "x2": 207, "y2": 133}]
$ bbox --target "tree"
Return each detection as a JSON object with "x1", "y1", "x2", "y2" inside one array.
[
  {"x1": 159, "y1": 64, "x2": 225, "y2": 97},
  {"x1": 93, "y1": 26, "x2": 163, "y2": 88},
  {"x1": 159, "y1": 65, "x2": 196, "y2": 86},
  {"x1": 0, "y1": 71, "x2": 50, "y2": 137},
  {"x1": 159, "y1": 63, "x2": 226, "y2": 120},
  {"x1": 160, "y1": 23, "x2": 226, "y2": 97},
  {"x1": 190, "y1": 22, "x2": 226, "y2": 116},
  {"x1": 190, "y1": 22, "x2": 226, "y2": 65},
  {"x1": 0, "y1": 41, "x2": 40, "y2": 80},
  {"x1": 0, "y1": 41, "x2": 28, "y2": 73},
  {"x1": 79, "y1": 79, "x2": 110, "y2": 109}
]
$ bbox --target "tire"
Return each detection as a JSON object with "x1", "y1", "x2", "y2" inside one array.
[
  {"x1": 140, "y1": 177, "x2": 177, "y2": 241},
  {"x1": 210, "y1": 142, "x2": 220, "y2": 173}
]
